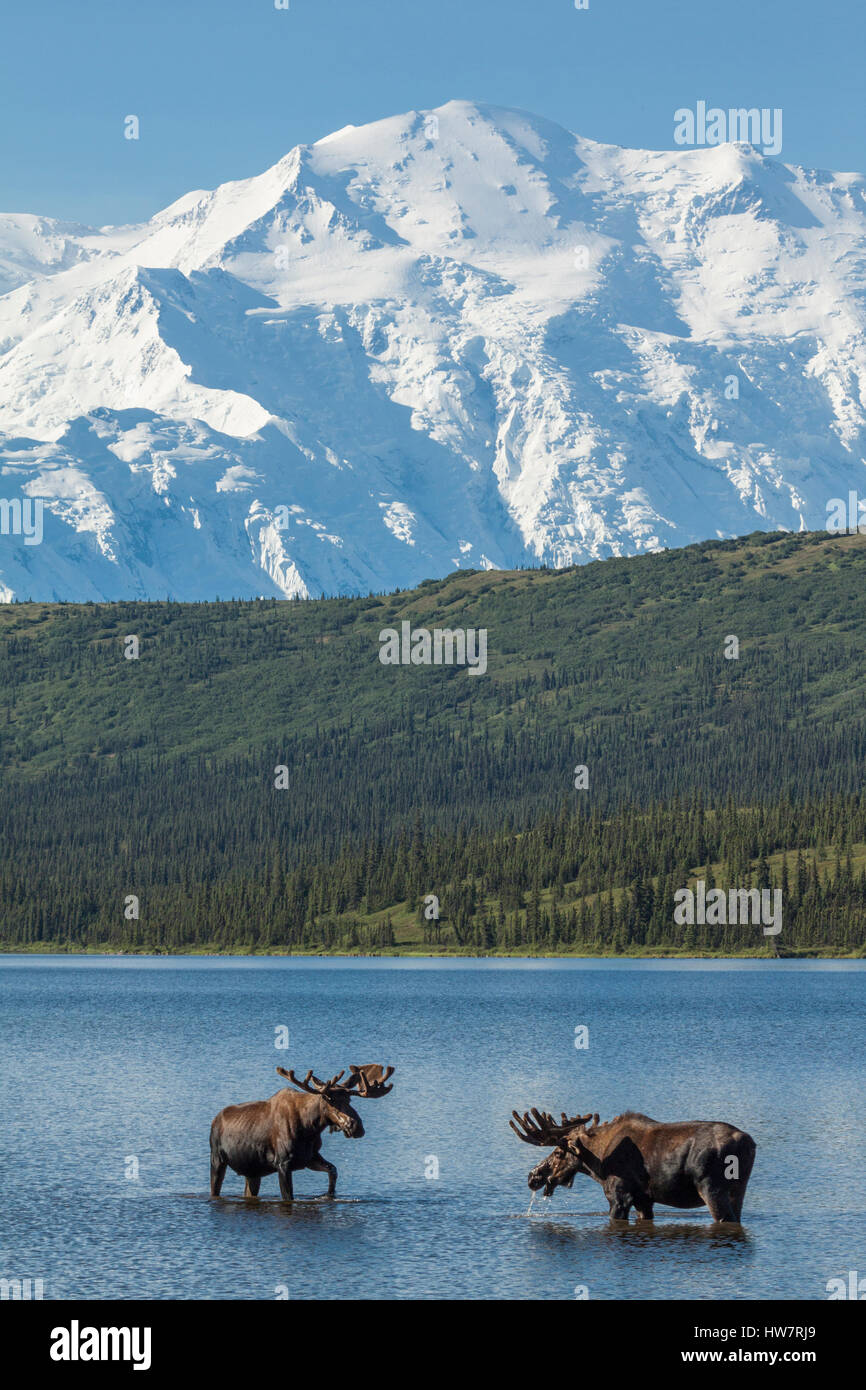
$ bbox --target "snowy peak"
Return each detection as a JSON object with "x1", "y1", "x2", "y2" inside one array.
[
  {"x1": 0, "y1": 213, "x2": 109, "y2": 297},
  {"x1": 1, "y1": 102, "x2": 865, "y2": 601}
]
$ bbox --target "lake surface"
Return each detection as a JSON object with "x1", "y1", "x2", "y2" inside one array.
[{"x1": 1, "y1": 957, "x2": 863, "y2": 1301}]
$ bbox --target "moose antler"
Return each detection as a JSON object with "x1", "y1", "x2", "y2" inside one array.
[
  {"x1": 279, "y1": 1068, "x2": 347, "y2": 1094},
  {"x1": 509, "y1": 1108, "x2": 596, "y2": 1147},
  {"x1": 279, "y1": 1064, "x2": 394, "y2": 1097},
  {"x1": 344, "y1": 1063, "x2": 395, "y2": 1098},
  {"x1": 308, "y1": 1071, "x2": 349, "y2": 1093},
  {"x1": 279, "y1": 1068, "x2": 316, "y2": 1093}
]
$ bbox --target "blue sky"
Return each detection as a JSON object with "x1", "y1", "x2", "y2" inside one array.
[{"x1": 2, "y1": 0, "x2": 864, "y2": 226}]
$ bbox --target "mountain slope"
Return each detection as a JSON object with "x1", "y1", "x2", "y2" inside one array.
[
  {"x1": 2, "y1": 101, "x2": 866, "y2": 600},
  {"x1": 2, "y1": 529, "x2": 866, "y2": 953}
]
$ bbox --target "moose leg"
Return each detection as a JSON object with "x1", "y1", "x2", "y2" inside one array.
[
  {"x1": 308, "y1": 1154, "x2": 338, "y2": 1197},
  {"x1": 243, "y1": 1176, "x2": 261, "y2": 1199},
  {"x1": 728, "y1": 1184, "x2": 745, "y2": 1222},
  {"x1": 697, "y1": 1179, "x2": 736, "y2": 1222},
  {"x1": 634, "y1": 1198, "x2": 654, "y2": 1222},
  {"x1": 210, "y1": 1156, "x2": 227, "y2": 1197},
  {"x1": 277, "y1": 1165, "x2": 294, "y2": 1201},
  {"x1": 728, "y1": 1171, "x2": 752, "y2": 1222},
  {"x1": 606, "y1": 1180, "x2": 633, "y2": 1221},
  {"x1": 727, "y1": 1142, "x2": 755, "y2": 1222}
]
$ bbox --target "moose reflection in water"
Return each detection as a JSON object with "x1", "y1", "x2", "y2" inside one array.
[
  {"x1": 511, "y1": 1109, "x2": 756, "y2": 1223},
  {"x1": 210, "y1": 1064, "x2": 394, "y2": 1200}
]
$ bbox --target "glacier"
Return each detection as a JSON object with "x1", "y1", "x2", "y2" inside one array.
[{"x1": 1, "y1": 99, "x2": 865, "y2": 601}]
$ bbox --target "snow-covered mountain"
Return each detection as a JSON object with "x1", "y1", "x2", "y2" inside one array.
[{"x1": 2, "y1": 100, "x2": 865, "y2": 601}]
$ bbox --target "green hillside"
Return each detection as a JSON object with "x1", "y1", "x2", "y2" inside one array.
[{"x1": 2, "y1": 527, "x2": 866, "y2": 955}]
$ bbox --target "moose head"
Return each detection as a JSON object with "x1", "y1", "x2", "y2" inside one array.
[
  {"x1": 277, "y1": 1064, "x2": 395, "y2": 1139},
  {"x1": 510, "y1": 1108, "x2": 599, "y2": 1197}
]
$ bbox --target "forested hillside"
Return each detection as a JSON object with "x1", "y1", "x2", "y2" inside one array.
[{"x1": 2, "y1": 527, "x2": 865, "y2": 954}]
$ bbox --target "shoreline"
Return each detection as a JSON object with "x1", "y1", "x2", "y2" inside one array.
[{"x1": 2, "y1": 945, "x2": 862, "y2": 960}]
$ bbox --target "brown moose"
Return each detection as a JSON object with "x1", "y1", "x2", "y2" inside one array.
[
  {"x1": 511, "y1": 1107, "x2": 756, "y2": 1223},
  {"x1": 210, "y1": 1064, "x2": 394, "y2": 1200}
]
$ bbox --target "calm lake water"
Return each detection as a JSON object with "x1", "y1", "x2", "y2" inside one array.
[{"x1": 1, "y1": 957, "x2": 863, "y2": 1301}]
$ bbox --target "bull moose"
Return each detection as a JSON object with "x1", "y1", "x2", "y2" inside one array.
[
  {"x1": 511, "y1": 1108, "x2": 756, "y2": 1223},
  {"x1": 210, "y1": 1063, "x2": 394, "y2": 1200}
]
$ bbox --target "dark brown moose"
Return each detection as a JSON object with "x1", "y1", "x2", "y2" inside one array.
[
  {"x1": 210, "y1": 1064, "x2": 394, "y2": 1200},
  {"x1": 511, "y1": 1108, "x2": 756, "y2": 1223}
]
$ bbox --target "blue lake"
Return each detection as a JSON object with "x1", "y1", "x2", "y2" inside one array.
[{"x1": 0, "y1": 957, "x2": 863, "y2": 1300}]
